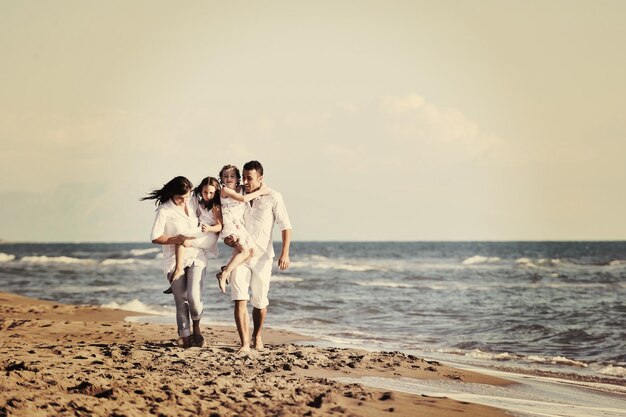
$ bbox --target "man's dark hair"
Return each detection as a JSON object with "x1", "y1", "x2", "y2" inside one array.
[{"x1": 243, "y1": 160, "x2": 264, "y2": 176}]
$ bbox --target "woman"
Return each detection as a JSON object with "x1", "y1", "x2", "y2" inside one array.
[
  {"x1": 164, "y1": 176, "x2": 223, "y2": 294},
  {"x1": 142, "y1": 176, "x2": 219, "y2": 348}
]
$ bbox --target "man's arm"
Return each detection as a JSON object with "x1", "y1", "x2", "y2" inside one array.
[{"x1": 278, "y1": 229, "x2": 291, "y2": 270}]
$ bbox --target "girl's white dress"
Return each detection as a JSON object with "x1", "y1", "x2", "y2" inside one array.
[
  {"x1": 220, "y1": 195, "x2": 263, "y2": 256},
  {"x1": 187, "y1": 198, "x2": 220, "y2": 260}
]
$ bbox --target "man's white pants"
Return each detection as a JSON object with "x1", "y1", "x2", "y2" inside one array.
[{"x1": 230, "y1": 256, "x2": 273, "y2": 309}]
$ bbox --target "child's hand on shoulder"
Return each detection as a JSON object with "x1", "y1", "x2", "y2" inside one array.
[{"x1": 259, "y1": 184, "x2": 271, "y2": 195}]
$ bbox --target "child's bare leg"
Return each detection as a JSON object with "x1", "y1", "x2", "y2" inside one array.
[
  {"x1": 164, "y1": 243, "x2": 185, "y2": 294},
  {"x1": 173, "y1": 243, "x2": 186, "y2": 280},
  {"x1": 217, "y1": 246, "x2": 249, "y2": 294}
]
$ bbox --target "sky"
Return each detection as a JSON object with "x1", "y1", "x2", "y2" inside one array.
[{"x1": 1, "y1": 0, "x2": 625, "y2": 242}]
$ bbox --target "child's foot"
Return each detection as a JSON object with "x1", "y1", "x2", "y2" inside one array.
[
  {"x1": 163, "y1": 270, "x2": 182, "y2": 295},
  {"x1": 171, "y1": 268, "x2": 185, "y2": 283},
  {"x1": 216, "y1": 272, "x2": 228, "y2": 294}
]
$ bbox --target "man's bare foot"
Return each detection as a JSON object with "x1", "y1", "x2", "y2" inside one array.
[
  {"x1": 236, "y1": 345, "x2": 251, "y2": 355},
  {"x1": 252, "y1": 335, "x2": 264, "y2": 350}
]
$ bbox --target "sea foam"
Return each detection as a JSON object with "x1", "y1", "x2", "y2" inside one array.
[
  {"x1": 356, "y1": 281, "x2": 414, "y2": 289},
  {"x1": 129, "y1": 248, "x2": 160, "y2": 256},
  {"x1": 526, "y1": 354, "x2": 588, "y2": 367},
  {"x1": 0, "y1": 252, "x2": 15, "y2": 262},
  {"x1": 100, "y1": 299, "x2": 170, "y2": 316},
  {"x1": 597, "y1": 364, "x2": 626, "y2": 377},
  {"x1": 101, "y1": 258, "x2": 136, "y2": 266},
  {"x1": 271, "y1": 275, "x2": 303, "y2": 283},
  {"x1": 462, "y1": 256, "x2": 501, "y2": 265},
  {"x1": 20, "y1": 255, "x2": 94, "y2": 265}
]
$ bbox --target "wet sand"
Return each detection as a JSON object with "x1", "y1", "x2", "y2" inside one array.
[{"x1": 0, "y1": 291, "x2": 513, "y2": 416}]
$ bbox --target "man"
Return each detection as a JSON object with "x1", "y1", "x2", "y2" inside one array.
[{"x1": 229, "y1": 160, "x2": 292, "y2": 354}]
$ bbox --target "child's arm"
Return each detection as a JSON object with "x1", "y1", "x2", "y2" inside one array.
[
  {"x1": 201, "y1": 206, "x2": 223, "y2": 234},
  {"x1": 221, "y1": 184, "x2": 269, "y2": 203}
]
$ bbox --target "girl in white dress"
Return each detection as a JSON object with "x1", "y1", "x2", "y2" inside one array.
[{"x1": 216, "y1": 164, "x2": 269, "y2": 293}]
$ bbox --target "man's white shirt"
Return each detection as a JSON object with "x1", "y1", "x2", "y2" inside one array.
[{"x1": 243, "y1": 189, "x2": 292, "y2": 259}]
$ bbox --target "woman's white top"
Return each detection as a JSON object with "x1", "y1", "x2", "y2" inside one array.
[{"x1": 150, "y1": 199, "x2": 205, "y2": 274}]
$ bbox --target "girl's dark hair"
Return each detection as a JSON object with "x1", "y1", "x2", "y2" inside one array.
[
  {"x1": 193, "y1": 176, "x2": 221, "y2": 210},
  {"x1": 141, "y1": 176, "x2": 193, "y2": 206},
  {"x1": 219, "y1": 164, "x2": 241, "y2": 186}
]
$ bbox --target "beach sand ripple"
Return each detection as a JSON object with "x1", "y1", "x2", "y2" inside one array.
[{"x1": 0, "y1": 292, "x2": 510, "y2": 417}]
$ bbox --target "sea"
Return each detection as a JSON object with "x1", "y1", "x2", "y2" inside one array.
[{"x1": 1, "y1": 241, "x2": 625, "y2": 386}]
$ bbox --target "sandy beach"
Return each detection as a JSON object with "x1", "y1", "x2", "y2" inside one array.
[{"x1": 0, "y1": 291, "x2": 514, "y2": 417}]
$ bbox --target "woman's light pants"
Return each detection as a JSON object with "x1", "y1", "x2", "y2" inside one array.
[{"x1": 170, "y1": 264, "x2": 205, "y2": 337}]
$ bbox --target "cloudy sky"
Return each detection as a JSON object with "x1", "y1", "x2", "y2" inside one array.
[{"x1": 1, "y1": 0, "x2": 625, "y2": 242}]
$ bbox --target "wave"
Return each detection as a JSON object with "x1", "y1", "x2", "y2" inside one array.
[
  {"x1": 288, "y1": 318, "x2": 336, "y2": 325},
  {"x1": 515, "y1": 257, "x2": 562, "y2": 268},
  {"x1": 597, "y1": 364, "x2": 626, "y2": 377},
  {"x1": 100, "y1": 299, "x2": 170, "y2": 316},
  {"x1": 465, "y1": 349, "x2": 521, "y2": 361},
  {"x1": 101, "y1": 258, "x2": 137, "y2": 266},
  {"x1": 19, "y1": 255, "x2": 95, "y2": 265},
  {"x1": 55, "y1": 285, "x2": 124, "y2": 294},
  {"x1": 515, "y1": 258, "x2": 538, "y2": 268},
  {"x1": 462, "y1": 349, "x2": 589, "y2": 368},
  {"x1": 0, "y1": 252, "x2": 15, "y2": 262},
  {"x1": 356, "y1": 281, "x2": 414, "y2": 289},
  {"x1": 462, "y1": 256, "x2": 501, "y2": 265},
  {"x1": 290, "y1": 260, "x2": 378, "y2": 272},
  {"x1": 129, "y1": 248, "x2": 160, "y2": 256},
  {"x1": 271, "y1": 275, "x2": 303, "y2": 283},
  {"x1": 525, "y1": 354, "x2": 588, "y2": 367}
]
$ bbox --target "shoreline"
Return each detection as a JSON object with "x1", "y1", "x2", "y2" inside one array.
[{"x1": 1, "y1": 291, "x2": 513, "y2": 417}]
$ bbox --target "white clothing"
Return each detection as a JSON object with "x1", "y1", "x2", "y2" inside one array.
[
  {"x1": 230, "y1": 255, "x2": 272, "y2": 309},
  {"x1": 188, "y1": 197, "x2": 220, "y2": 261},
  {"x1": 171, "y1": 265, "x2": 205, "y2": 337},
  {"x1": 150, "y1": 199, "x2": 204, "y2": 273},
  {"x1": 243, "y1": 189, "x2": 292, "y2": 259},
  {"x1": 220, "y1": 195, "x2": 261, "y2": 253},
  {"x1": 230, "y1": 188, "x2": 292, "y2": 307}
]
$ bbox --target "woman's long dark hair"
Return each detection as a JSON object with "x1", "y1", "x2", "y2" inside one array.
[
  {"x1": 193, "y1": 176, "x2": 221, "y2": 210},
  {"x1": 141, "y1": 176, "x2": 193, "y2": 206}
]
